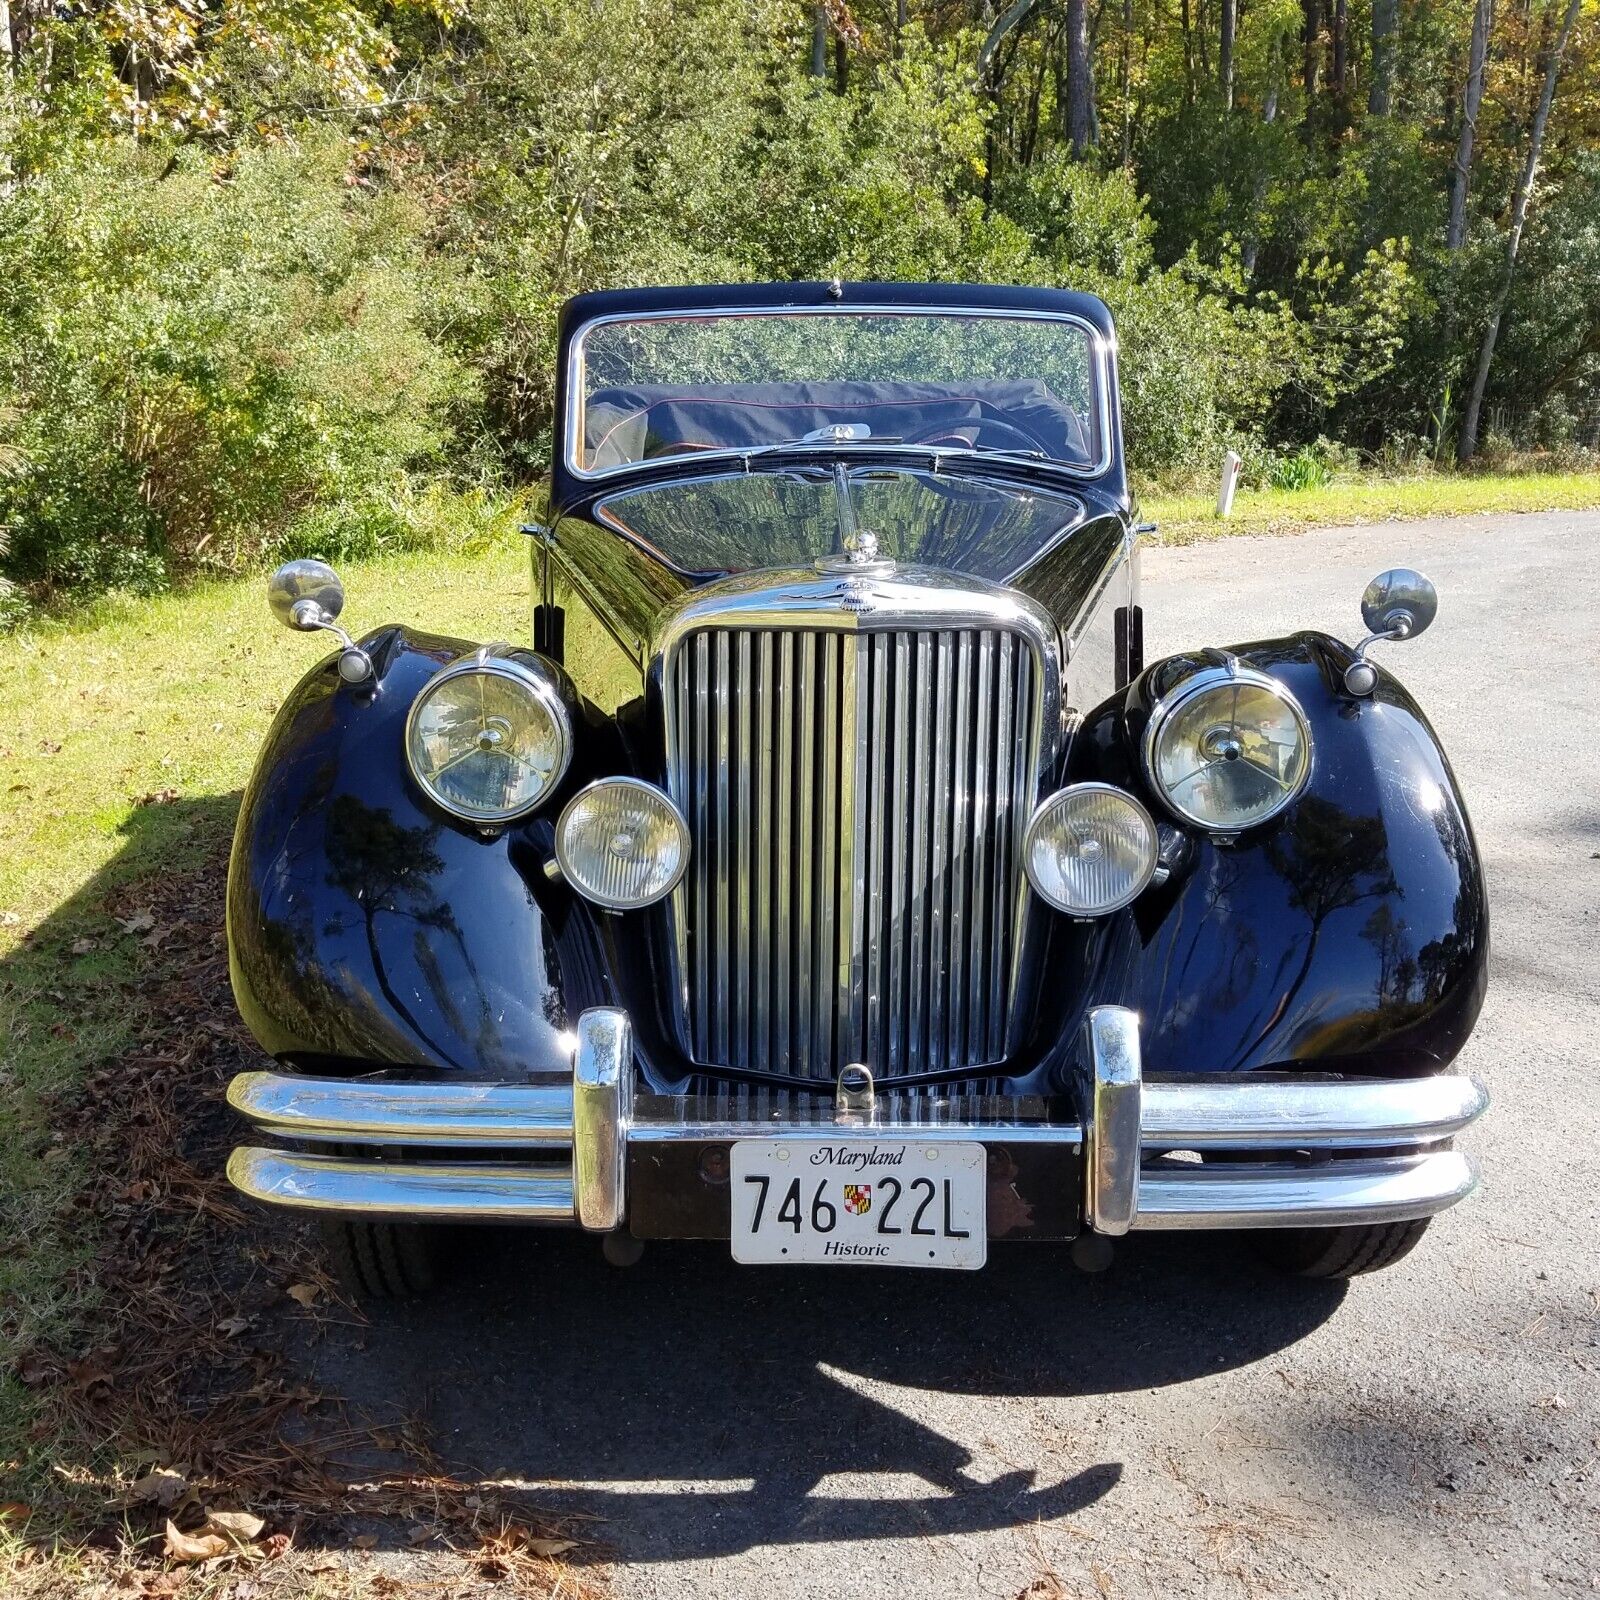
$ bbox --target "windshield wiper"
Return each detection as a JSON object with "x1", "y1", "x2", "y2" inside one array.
[{"x1": 741, "y1": 424, "x2": 904, "y2": 463}]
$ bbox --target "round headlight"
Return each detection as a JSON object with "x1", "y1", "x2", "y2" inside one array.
[
  {"x1": 1024, "y1": 783, "x2": 1158, "y2": 915},
  {"x1": 556, "y1": 778, "x2": 690, "y2": 909},
  {"x1": 1144, "y1": 665, "x2": 1310, "y2": 832},
  {"x1": 405, "y1": 654, "x2": 571, "y2": 824}
]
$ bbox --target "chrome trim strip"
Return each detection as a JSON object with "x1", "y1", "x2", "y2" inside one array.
[
  {"x1": 628, "y1": 1120, "x2": 1084, "y2": 1147},
  {"x1": 1142, "y1": 1074, "x2": 1490, "y2": 1150},
  {"x1": 572, "y1": 1008, "x2": 633, "y2": 1231},
  {"x1": 226, "y1": 1148, "x2": 575, "y2": 1221},
  {"x1": 1083, "y1": 1006, "x2": 1142, "y2": 1236},
  {"x1": 226, "y1": 1072, "x2": 574, "y2": 1148},
  {"x1": 1132, "y1": 1151, "x2": 1479, "y2": 1230},
  {"x1": 565, "y1": 303, "x2": 1116, "y2": 482}
]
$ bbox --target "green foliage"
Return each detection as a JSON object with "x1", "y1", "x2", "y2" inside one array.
[
  {"x1": 1270, "y1": 446, "x2": 1337, "y2": 491},
  {"x1": 0, "y1": 0, "x2": 1595, "y2": 619},
  {"x1": 0, "y1": 136, "x2": 469, "y2": 600}
]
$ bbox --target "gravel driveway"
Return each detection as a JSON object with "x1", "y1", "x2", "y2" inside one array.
[{"x1": 320, "y1": 511, "x2": 1600, "y2": 1599}]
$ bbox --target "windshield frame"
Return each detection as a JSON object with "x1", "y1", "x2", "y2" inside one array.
[{"x1": 563, "y1": 302, "x2": 1116, "y2": 485}]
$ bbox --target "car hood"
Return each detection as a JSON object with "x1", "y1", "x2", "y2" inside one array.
[{"x1": 548, "y1": 461, "x2": 1128, "y2": 667}]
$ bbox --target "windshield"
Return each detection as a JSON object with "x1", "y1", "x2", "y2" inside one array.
[{"x1": 568, "y1": 308, "x2": 1104, "y2": 478}]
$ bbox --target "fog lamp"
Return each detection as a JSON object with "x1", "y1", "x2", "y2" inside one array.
[
  {"x1": 555, "y1": 778, "x2": 690, "y2": 909},
  {"x1": 1023, "y1": 783, "x2": 1158, "y2": 915}
]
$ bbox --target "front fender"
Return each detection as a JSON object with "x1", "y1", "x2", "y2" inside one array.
[
  {"x1": 226, "y1": 625, "x2": 613, "y2": 1079},
  {"x1": 1050, "y1": 631, "x2": 1489, "y2": 1077}
]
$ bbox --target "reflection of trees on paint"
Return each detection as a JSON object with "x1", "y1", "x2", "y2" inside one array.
[
  {"x1": 1366, "y1": 791, "x2": 1484, "y2": 1014},
  {"x1": 1242, "y1": 796, "x2": 1398, "y2": 1063},
  {"x1": 595, "y1": 466, "x2": 1088, "y2": 581},
  {"x1": 322, "y1": 797, "x2": 484, "y2": 1068}
]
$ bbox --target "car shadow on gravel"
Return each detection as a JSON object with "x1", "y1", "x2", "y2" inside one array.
[{"x1": 308, "y1": 1226, "x2": 1345, "y2": 1563}]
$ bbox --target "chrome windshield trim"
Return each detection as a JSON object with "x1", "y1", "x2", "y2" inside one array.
[{"x1": 565, "y1": 303, "x2": 1115, "y2": 484}]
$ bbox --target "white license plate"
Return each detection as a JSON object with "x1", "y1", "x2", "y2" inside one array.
[{"x1": 729, "y1": 1139, "x2": 987, "y2": 1270}]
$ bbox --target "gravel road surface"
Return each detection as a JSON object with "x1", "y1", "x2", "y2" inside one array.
[{"x1": 323, "y1": 511, "x2": 1599, "y2": 1599}]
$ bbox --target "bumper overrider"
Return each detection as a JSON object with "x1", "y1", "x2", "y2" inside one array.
[{"x1": 225, "y1": 1007, "x2": 1487, "y2": 1242}]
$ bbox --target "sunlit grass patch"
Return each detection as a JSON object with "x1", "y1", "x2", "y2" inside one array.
[{"x1": 1141, "y1": 468, "x2": 1600, "y2": 545}]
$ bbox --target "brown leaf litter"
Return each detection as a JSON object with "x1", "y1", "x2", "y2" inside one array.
[{"x1": 5, "y1": 843, "x2": 604, "y2": 1598}]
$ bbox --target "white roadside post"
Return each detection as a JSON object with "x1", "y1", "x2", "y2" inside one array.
[{"x1": 1216, "y1": 449, "x2": 1243, "y2": 518}]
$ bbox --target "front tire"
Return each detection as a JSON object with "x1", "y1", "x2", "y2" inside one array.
[
  {"x1": 320, "y1": 1218, "x2": 441, "y2": 1299},
  {"x1": 1257, "y1": 1217, "x2": 1431, "y2": 1278}
]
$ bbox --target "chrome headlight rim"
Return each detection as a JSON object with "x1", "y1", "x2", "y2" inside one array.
[
  {"x1": 1141, "y1": 662, "x2": 1312, "y2": 833},
  {"x1": 555, "y1": 776, "x2": 691, "y2": 910},
  {"x1": 403, "y1": 652, "x2": 573, "y2": 826},
  {"x1": 1023, "y1": 781, "x2": 1159, "y2": 916}
]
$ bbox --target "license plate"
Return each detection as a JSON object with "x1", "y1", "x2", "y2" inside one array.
[{"x1": 730, "y1": 1139, "x2": 987, "y2": 1269}]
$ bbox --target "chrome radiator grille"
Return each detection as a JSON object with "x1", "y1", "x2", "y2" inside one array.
[{"x1": 662, "y1": 623, "x2": 1047, "y2": 1081}]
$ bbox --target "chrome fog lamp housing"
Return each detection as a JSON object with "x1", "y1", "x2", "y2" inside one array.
[
  {"x1": 556, "y1": 778, "x2": 690, "y2": 909},
  {"x1": 405, "y1": 653, "x2": 572, "y2": 824},
  {"x1": 1144, "y1": 664, "x2": 1311, "y2": 833},
  {"x1": 1024, "y1": 783, "x2": 1158, "y2": 915}
]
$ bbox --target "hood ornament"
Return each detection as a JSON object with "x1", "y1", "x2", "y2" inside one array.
[{"x1": 815, "y1": 462, "x2": 892, "y2": 574}]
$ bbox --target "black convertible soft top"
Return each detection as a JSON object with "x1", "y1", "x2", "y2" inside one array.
[{"x1": 583, "y1": 380, "x2": 1093, "y2": 472}]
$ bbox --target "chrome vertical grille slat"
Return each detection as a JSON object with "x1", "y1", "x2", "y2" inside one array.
[{"x1": 662, "y1": 593, "x2": 1054, "y2": 1083}]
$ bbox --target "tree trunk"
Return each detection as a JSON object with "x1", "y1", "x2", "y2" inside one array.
[
  {"x1": 1121, "y1": 0, "x2": 1134, "y2": 163},
  {"x1": 1181, "y1": 0, "x2": 1196, "y2": 102},
  {"x1": 834, "y1": 30, "x2": 849, "y2": 91},
  {"x1": 1459, "y1": 0, "x2": 1582, "y2": 462},
  {"x1": 1332, "y1": 0, "x2": 1348, "y2": 94},
  {"x1": 894, "y1": 0, "x2": 907, "y2": 57},
  {"x1": 1219, "y1": 0, "x2": 1236, "y2": 107},
  {"x1": 1369, "y1": 0, "x2": 1397, "y2": 113},
  {"x1": 1242, "y1": 38, "x2": 1282, "y2": 275},
  {"x1": 810, "y1": 5, "x2": 828, "y2": 77},
  {"x1": 1302, "y1": 0, "x2": 1323, "y2": 102},
  {"x1": 1066, "y1": 0, "x2": 1096, "y2": 153},
  {"x1": 1448, "y1": 0, "x2": 1494, "y2": 252},
  {"x1": 1, "y1": 0, "x2": 13, "y2": 77}
]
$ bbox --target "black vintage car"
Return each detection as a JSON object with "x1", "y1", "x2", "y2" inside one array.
[{"x1": 225, "y1": 281, "x2": 1488, "y2": 1296}]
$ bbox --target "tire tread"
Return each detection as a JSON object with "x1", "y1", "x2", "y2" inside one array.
[
  {"x1": 320, "y1": 1218, "x2": 439, "y2": 1299},
  {"x1": 1260, "y1": 1217, "x2": 1431, "y2": 1278}
]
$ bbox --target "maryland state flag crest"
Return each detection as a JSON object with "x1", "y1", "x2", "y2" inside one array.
[{"x1": 843, "y1": 1183, "x2": 872, "y2": 1216}]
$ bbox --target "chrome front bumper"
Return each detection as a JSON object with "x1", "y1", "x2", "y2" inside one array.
[{"x1": 226, "y1": 1006, "x2": 1487, "y2": 1236}]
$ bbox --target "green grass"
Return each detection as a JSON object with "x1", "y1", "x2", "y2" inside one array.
[
  {"x1": 0, "y1": 532, "x2": 558, "y2": 1487},
  {"x1": 1141, "y1": 468, "x2": 1600, "y2": 544}
]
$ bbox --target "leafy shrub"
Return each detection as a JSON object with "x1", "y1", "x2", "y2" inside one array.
[
  {"x1": 0, "y1": 136, "x2": 470, "y2": 603},
  {"x1": 1270, "y1": 447, "x2": 1336, "y2": 492}
]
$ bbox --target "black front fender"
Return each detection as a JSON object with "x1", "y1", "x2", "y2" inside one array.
[
  {"x1": 1046, "y1": 631, "x2": 1489, "y2": 1078},
  {"x1": 226, "y1": 626, "x2": 614, "y2": 1079}
]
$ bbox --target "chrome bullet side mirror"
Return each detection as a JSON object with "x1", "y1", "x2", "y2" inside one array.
[
  {"x1": 266, "y1": 559, "x2": 372, "y2": 684},
  {"x1": 269, "y1": 558, "x2": 346, "y2": 633},
  {"x1": 1344, "y1": 568, "x2": 1438, "y2": 696}
]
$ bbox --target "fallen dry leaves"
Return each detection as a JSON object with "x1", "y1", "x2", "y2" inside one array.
[
  {"x1": 162, "y1": 1508, "x2": 267, "y2": 1564},
  {"x1": 5, "y1": 843, "x2": 603, "y2": 1599}
]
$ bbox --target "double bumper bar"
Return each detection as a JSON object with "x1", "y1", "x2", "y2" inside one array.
[{"x1": 227, "y1": 1006, "x2": 1486, "y2": 1236}]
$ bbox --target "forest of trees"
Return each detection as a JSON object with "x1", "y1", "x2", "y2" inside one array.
[{"x1": 0, "y1": 0, "x2": 1596, "y2": 611}]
